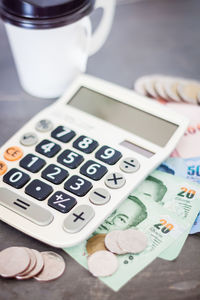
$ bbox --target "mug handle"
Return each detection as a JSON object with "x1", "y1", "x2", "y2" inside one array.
[{"x1": 89, "y1": 0, "x2": 116, "y2": 56}]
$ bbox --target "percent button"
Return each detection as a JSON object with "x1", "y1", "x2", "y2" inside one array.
[{"x1": 120, "y1": 157, "x2": 140, "y2": 173}]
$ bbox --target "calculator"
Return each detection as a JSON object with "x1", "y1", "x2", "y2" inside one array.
[{"x1": 0, "y1": 75, "x2": 188, "y2": 247}]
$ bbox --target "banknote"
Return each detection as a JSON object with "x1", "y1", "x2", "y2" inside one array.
[
  {"x1": 135, "y1": 170, "x2": 200, "y2": 260},
  {"x1": 64, "y1": 184, "x2": 188, "y2": 291},
  {"x1": 166, "y1": 103, "x2": 200, "y2": 158},
  {"x1": 157, "y1": 156, "x2": 200, "y2": 234}
]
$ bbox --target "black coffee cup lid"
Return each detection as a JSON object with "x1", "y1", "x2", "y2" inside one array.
[{"x1": 0, "y1": 0, "x2": 95, "y2": 29}]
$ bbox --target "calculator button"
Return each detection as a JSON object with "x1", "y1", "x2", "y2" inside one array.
[
  {"x1": 35, "y1": 139, "x2": 61, "y2": 158},
  {"x1": 20, "y1": 132, "x2": 38, "y2": 146},
  {"x1": 63, "y1": 205, "x2": 95, "y2": 233},
  {"x1": 51, "y1": 126, "x2": 76, "y2": 143},
  {"x1": 3, "y1": 168, "x2": 30, "y2": 189},
  {"x1": 80, "y1": 160, "x2": 108, "y2": 181},
  {"x1": 0, "y1": 188, "x2": 53, "y2": 226},
  {"x1": 95, "y1": 146, "x2": 122, "y2": 165},
  {"x1": 64, "y1": 175, "x2": 92, "y2": 197},
  {"x1": 48, "y1": 191, "x2": 77, "y2": 213},
  {"x1": 42, "y1": 164, "x2": 69, "y2": 185},
  {"x1": 73, "y1": 135, "x2": 99, "y2": 154},
  {"x1": 57, "y1": 150, "x2": 84, "y2": 169},
  {"x1": 20, "y1": 154, "x2": 46, "y2": 173},
  {"x1": 25, "y1": 179, "x2": 53, "y2": 201},
  {"x1": 4, "y1": 146, "x2": 23, "y2": 161},
  {"x1": 35, "y1": 119, "x2": 53, "y2": 132},
  {"x1": 105, "y1": 172, "x2": 126, "y2": 189},
  {"x1": 0, "y1": 161, "x2": 7, "y2": 175},
  {"x1": 89, "y1": 188, "x2": 111, "y2": 205},
  {"x1": 120, "y1": 157, "x2": 140, "y2": 173}
]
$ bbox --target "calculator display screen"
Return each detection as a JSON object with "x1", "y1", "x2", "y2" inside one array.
[{"x1": 68, "y1": 87, "x2": 178, "y2": 147}]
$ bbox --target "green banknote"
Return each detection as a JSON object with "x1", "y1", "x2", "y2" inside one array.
[
  {"x1": 134, "y1": 170, "x2": 200, "y2": 260},
  {"x1": 64, "y1": 195, "x2": 188, "y2": 291}
]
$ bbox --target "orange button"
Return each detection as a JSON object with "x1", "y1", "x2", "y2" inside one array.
[
  {"x1": 4, "y1": 146, "x2": 23, "y2": 161},
  {"x1": 0, "y1": 161, "x2": 7, "y2": 175}
]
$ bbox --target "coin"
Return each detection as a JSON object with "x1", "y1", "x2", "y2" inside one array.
[
  {"x1": 145, "y1": 76, "x2": 160, "y2": 99},
  {"x1": 154, "y1": 80, "x2": 171, "y2": 102},
  {"x1": 86, "y1": 234, "x2": 107, "y2": 256},
  {"x1": 34, "y1": 251, "x2": 65, "y2": 282},
  {"x1": 177, "y1": 81, "x2": 200, "y2": 105},
  {"x1": 134, "y1": 76, "x2": 149, "y2": 96},
  {"x1": 0, "y1": 247, "x2": 30, "y2": 278},
  {"x1": 87, "y1": 250, "x2": 119, "y2": 277},
  {"x1": 118, "y1": 229, "x2": 148, "y2": 253},
  {"x1": 16, "y1": 249, "x2": 43, "y2": 280},
  {"x1": 16, "y1": 248, "x2": 36, "y2": 278},
  {"x1": 104, "y1": 230, "x2": 127, "y2": 254}
]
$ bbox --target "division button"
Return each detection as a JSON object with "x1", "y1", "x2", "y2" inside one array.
[
  {"x1": 0, "y1": 188, "x2": 53, "y2": 226},
  {"x1": 63, "y1": 205, "x2": 95, "y2": 233},
  {"x1": 35, "y1": 119, "x2": 53, "y2": 132},
  {"x1": 51, "y1": 126, "x2": 76, "y2": 143},
  {"x1": 3, "y1": 168, "x2": 30, "y2": 189},
  {"x1": 89, "y1": 188, "x2": 111, "y2": 205},
  {"x1": 20, "y1": 154, "x2": 46, "y2": 173},
  {"x1": 48, "y1": 191, "x2": 77, "y2": 213},
  {"x1": 4, "y1": 146, "x2": 23, "y2": 161},
  {"x1": 120, "y1": 157, "x2": 140, "y2": 173},
  {"x1": 25, "y1": 179, "x2": 53, "y2": 201},
  {"x1": 105, "y1": 172, "x2": 126, "y2": 189},
  {"x1": 0, "y1": 161, "x2": 7, "y2": 176},
  {"x1": 20, "y1": 132, "x2": 38, "y2": 146}
]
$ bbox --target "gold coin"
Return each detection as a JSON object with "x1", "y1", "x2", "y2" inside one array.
[
  {"x1": 177, "y1": 81, "x2": 200, "y2": 104},
  {"x1": 86, "y1": 234, "x2": 107, "y2": 256}
]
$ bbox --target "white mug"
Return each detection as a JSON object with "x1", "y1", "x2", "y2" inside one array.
[{"x1": 3, "y1": 0, "x2": 116, "y2": 98}]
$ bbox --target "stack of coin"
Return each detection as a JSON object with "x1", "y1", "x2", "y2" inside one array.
[
  {"x1": 0, "y1": 247, "x2": 65, "y2": 281},
  {"x1": 86, "y1": 229, "x2": 148, "y2": 277},
  {"x1": 134, "y1": 75, "x2": 200, "y2": 105}
]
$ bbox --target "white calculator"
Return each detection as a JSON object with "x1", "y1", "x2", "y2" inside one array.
[{"x1": 0, "y1": 75, "x2": 188, "y2": 247}]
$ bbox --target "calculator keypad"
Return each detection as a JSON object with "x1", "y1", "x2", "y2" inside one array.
[
  {"x1": 20, "y1": 132, "x2": 38, "y2": 146},
  {"x1": 41, "y1": 164, "x2": 69, "y2": 185},
  {"x1": 35, "y1": 119, "x2": 53, "y2": 132},
  {"x1": 25, "y1": 179, "x2": 53, "y2": 200},
  {"x1": 105, "y1": 172, "x2": 126, "y2": 189},
  {"x1": 57, "y1": 150, "x2": 84, "y2": 169},
  {"x1": 95, "y1": 146, "x2": 122, "y2": 165},
  {"x1": 73, "y1": 135, "x2": 99, "y2": 154},
  {"x1": 64, "y1": 175, "x2": 92, "y2": 197},
  {"x1": 80, "y1": 160, "x2": 108, "y2": 181},
  {"x1": 3, "y1": 168, "x2": 30, "y2": 189},
  {"x1": 48, "y1": 191, "x2": 77, "y2": 213},
  {"x1": 51, "y1": 126, "x2": 76, "y2": 143},
  {"x1": 20, "y1": 154, "x2": 46, "y2": 173},
  {"x1": 36, "y1": 140, "x2": 61, "y2": 158}
]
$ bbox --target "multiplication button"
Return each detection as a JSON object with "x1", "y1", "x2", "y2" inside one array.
[
  {"x1": 25, "y1": 179, "x2": 53, "y2": 200},
  {"x1": 48, "y1": 191, "x2": 77, "y2": 213},
  {"x1": 63, "y1": 205, "x2": 95, "y2": 233},
  {"x1": 105, "y1": 172, "x2": 126, "y2": 189},
  {"x1": 120, "y1": 157, "x2": 140, "y2": 173},
  {"x1": 89, "y1": 188, "x2": 111, "y2": 205}
]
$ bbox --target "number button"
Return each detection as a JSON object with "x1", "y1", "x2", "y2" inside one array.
[
  {"x1": 48, "y1": 191, "x2": 77, "y2": 213},
  {"x1": 64, "y1": 175, "x2": 92, "y2": 197},
  {"x1": 20, "y1": 154, "x2": 46, "y2": 173},
  {"x1": 80, "y1": 160, "x2": 107, "y2": 181},
  {"x1": 35, "y1": 139, "x2": 61, "y2": 158},
  {"x1": 51, "y1": 126, "x2": 76, "y2": 143},
  {"x1": 3, "y1": 168, "x2": 30, "y2": 189},
  {"x1": 73, "y1": 135, "x2": 99, "y2": 154},
  {"x1": 25, "y1": 179, "x2": 53, "y2": 200},
  {"x1": 42, "y1": 164, "x2": 69, "y2": 184},
  {"x1": 57, "y1": 150, "x2": 84, "y2": 169},
  {"x1": 95, "y1": 146, "x2": 122, "y2": 165}
]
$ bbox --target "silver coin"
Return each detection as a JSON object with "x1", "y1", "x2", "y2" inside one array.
[
  {"x1": 118, "y1": 229, "x2": 148, "y2": 254},
  {"x1": 34, "y1": 251, "x2": 65, "y2": 282},
  {"x1": 104, "y1": 230, "x2": 127, "y2": 254},
  {"x1": 144, "y1": 76, "x2": 160, "y2": 99},
  {"x1": 134, "y1": 76, "x2": 149, "y2": 96},
  {"x1": 0, "y1": 247, "x2": 30, "y2": 278},
  {"x1": 177, "y1": 80, "x2": 200, "y2": 105},
  {"x1": 87, "y1": 250, "x2": 119, "y2": 277},
  {"x1": 154, "y1": 80, "x2": 171, "y2": 102},
  {"x1": 16, "y1": 249, "x2": 44, "y2": 280},
  {"x1": 16, "y1": 248, "x2": 37, "y2": 278}
]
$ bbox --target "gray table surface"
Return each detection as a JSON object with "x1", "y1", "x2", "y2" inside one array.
[{"x1": 1, "y1": 0, "x2": 200, "y2": 299}]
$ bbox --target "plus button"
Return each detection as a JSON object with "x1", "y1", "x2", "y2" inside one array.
[{"x1": 73, "y1": 212, "x2": 85, "y2": 222}]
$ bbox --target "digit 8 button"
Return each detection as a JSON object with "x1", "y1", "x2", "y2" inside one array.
[
  {"x1": 0, "y1": 161, "x2": 7, "y2": 175},
  {"x1": 4, "y1": 146, "x2": 23, "y2": 161}
]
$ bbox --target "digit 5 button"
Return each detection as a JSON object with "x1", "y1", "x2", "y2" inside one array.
[{"x1": 4, "y1": 146, "x2": 23, "y2": 161}]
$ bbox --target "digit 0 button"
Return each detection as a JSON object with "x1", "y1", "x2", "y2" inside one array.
[
  {"x1": 120, "y1": 157, "x2": 140, "y2": 173},
  {"x1": 35, "y1": 119, "x2": 53, "y2": 132},
  {"x1": 0, "y1": 161, "x2": 7, "y2": 176},
  {"x1": 4, "y1": 146, "x2": 23, "y2": 161}
]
